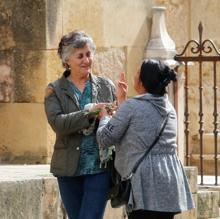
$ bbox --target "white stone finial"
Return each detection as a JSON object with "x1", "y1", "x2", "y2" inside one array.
[{"x1": 144, "y1": 6, "x2": 176, "y2": 61}]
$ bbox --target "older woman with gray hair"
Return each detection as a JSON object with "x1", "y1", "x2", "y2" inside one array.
[{"x1": 44, "y1": 30, "x2": 117, "y2": 219}]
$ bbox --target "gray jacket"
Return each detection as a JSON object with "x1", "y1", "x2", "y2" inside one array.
[
  {"x1": 97, "y1": 93, "x2": 194, "y2": 212},
  {"x1": 44, "y1": 73, "x2": 115, "y2": 176}
]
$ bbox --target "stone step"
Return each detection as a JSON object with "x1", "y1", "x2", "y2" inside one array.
[
  {"x1": 174, "y1": 194, "x2": 197, "y2": 219},
  {"x1": 191, "y1": 133, "x2": 220, "y2": 154},
  {"x1": 191, "y1": 154, "x2": 220, "y2": 160},
  {"x1": 207, "y1": 217, "x2": 220, "y2": 219},
  {"x1": 197, "y1": 190, "x2": 220, "y2": 219},
  {"x1": 198, "y1": 185, "x2": 220, "y2": 213},
  {"x1": 0, "y1": 165, "x2": 125, "y2": 219},
  {"x1": 174, "y1": 166, "x2": 198, "y2": 219},
  {"x1": 0, "y1": 165, "x2": 197, "y2": 219},
  {"x1": 184, "y1": 166, "x2": 198, "y2": 193},
  {"x1": 190, "y1": 154, "x2": 220, "y2": 175},
  {"x1": 197, "y1": 176, "x2": 220, "y2": 185}
]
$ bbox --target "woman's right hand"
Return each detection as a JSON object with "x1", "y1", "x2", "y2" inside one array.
[{"x1": 116, "y1": 72, "x2": 128, "y2": 105}]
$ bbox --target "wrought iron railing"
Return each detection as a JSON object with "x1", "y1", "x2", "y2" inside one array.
[{"x1": 174, "y1": 22, "x2": 220, "y2": 185}]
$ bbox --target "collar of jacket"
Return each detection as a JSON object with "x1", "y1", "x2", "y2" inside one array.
[{"x1": 59, "y1": 73, "x2": 100, "y2": 107}]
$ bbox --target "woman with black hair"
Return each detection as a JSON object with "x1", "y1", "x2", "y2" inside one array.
[{"x1": 97, "y1": 59, "x2": 194, "y2": 219}]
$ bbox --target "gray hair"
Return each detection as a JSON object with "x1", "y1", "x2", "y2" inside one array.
[{"x1": 58, "y1": 30, "x2": 96, "y2": 69}]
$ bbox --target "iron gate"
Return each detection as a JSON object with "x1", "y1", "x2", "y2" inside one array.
[{"x1": 174, "y1": 22, "x2": 220, "y2": 185}]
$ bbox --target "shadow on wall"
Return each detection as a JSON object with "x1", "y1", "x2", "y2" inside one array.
[
  {"x1": 0, "y1": 0, "x2": 61, "y2": 103},
  {"x1": 0, "y1": 0, "x2": 61, "y2": 164}
]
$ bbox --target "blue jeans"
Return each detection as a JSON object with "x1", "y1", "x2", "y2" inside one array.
[{"x1": 57, "y1": 171, "x2": 110, "y2": 219}]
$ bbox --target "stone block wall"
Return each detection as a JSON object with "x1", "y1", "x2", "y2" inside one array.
[
  {"x1": 0, "y1": 165, "x2": 197, "y2": 219},
  {"x1": 175, "y1": 166, "x2": 198, "y2": 219},
  {"x1": 0, "y1": 0, "x2": 59, "y2": 163},
  {"x1": 0, "y1": 0, "x2": 219, "y2": 167},
  {"x1": 0, "y1": 0, "x2": 153, "y2": 164}
]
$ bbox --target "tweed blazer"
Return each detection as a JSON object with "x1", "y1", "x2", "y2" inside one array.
[{"x1": 44, "y1": 73, "x2": 115, "y2": 176}]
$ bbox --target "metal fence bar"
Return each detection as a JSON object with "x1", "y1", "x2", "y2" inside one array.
[
  {"x1": 213, "y1": 61, "x2": 219, "y2": 185},
  {"x1": 174, "y1": 22, "x2": 220, "y2": 185},
  {"x1": 184, "y1": 62, "x2": 190, "y2": 166},
  {"x1": 198, "y1": 61, "x2": 204, "y2": 185}
]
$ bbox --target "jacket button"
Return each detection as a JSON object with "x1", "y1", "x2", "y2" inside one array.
[{"x1": 76, "y1": 147, "x2": 79, "y2": 150}]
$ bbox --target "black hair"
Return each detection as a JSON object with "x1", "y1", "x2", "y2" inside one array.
[{"x1": 139, "y1": 59, "x2": 177, "y2": 96}]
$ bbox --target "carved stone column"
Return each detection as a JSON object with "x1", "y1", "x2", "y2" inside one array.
[
  {"x1": 144, "y1": 6, "x2": 185, "y2": 162},
  {"x1": 144, "y1": 6, "x2": 176, "y2": 62},
  {"x1": 144, "y1": 6, "x2": 178, "y2": 105}
]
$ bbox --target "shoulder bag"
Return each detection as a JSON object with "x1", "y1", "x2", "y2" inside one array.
[{"x1": 109, "y1": 113, "x2": 170, "y2": 208}]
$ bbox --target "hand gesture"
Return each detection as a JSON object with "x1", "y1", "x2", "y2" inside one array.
[
  {"x1": 84, "y1": 103, "x2": 106, "y2": 117},
  {"x1": 116, "y1": 72, "x2": 128, "y2": 105}
]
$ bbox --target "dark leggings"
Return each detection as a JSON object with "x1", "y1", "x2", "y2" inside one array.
[{"x1": 128, "y1": 210, "x2": 176, "y2": 219}]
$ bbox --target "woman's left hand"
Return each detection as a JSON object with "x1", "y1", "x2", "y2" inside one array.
[{"x1": 98, "y1": 105, "x2": 110, "y2": 119}]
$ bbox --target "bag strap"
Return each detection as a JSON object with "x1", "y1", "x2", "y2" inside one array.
[{"x1": 126, "y1": 112, "x2": 170, "y2": 179}]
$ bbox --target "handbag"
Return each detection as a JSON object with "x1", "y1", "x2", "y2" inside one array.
[
  {"x1": 108, "y1": 113, "x2": 170, "y2": 208},
  {"x1": 108, "y1": 162, "x2": 131, "y2": 208}
]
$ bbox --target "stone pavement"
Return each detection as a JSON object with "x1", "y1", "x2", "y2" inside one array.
[
  {"x1": 0, "y1": 164, "x2": 52, "y2": 181},
  {"x1": 0, "y1": 165, "x2": 65, "y2": 219},
  {"x1": 197, "y1": 175, "x2": 220, "y2": 185},
  {"x1": 0, "y1": 165, "x2": 125, "y2": 219},
  {"x1": 1, "y1": 165, "x2": 213, "y2": 219}
]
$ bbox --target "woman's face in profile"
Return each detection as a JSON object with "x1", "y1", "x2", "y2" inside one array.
[{"x1": 66, "y1": 43, "x2": 93, "y2": 78}]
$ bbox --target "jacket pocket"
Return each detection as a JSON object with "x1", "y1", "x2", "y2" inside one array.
[
  {"x1": 54, "y1": 137, "x2": 68, "y2": 149},
  {"x1": 51, "y1": 148, "x2": 67, "y2": 172}
]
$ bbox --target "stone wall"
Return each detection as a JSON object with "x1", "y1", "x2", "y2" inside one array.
[
  {"x1": 0, "y1": 0, "x2": 219, "y2": 165},
  {"x1": 0, "y1": 165, "x2": 198, "y2": 219},
  {"x1": 0, "y1": 0, "x2": 153, "y2": 163}
]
